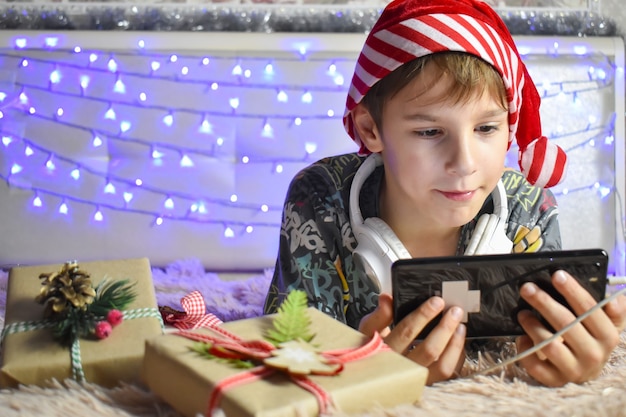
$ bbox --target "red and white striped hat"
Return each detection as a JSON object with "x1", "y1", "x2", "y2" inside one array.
[{"x1": 343, "y1": 0, "x2": 567, "y2": 188}]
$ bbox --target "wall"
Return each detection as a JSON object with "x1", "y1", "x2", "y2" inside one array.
[
  {"x1": 601, "y1": 0, "x2": 626, "y2": 36},
  {"x1": 0, "y1": 1, "x2": 624, "y2": 275}
]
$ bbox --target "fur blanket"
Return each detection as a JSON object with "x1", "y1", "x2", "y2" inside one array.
[{"x1": 0, "y1": 259, "x2": 625, "y2": 417}]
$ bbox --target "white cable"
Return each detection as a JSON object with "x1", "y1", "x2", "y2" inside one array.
[
  {"x1": 470, "y1": 286, "x2": 626, "y2": 377},
  {"x1": 608, "y1": 276, "x2": 626, "y2": 286}
]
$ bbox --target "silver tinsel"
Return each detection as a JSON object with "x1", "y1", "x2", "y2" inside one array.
[{"x1": 0, "y1": 4, "x2": 617, "y2": 36}]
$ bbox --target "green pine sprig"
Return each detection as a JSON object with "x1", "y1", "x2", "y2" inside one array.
[
  {"x1": 189, "y1": 342, "x2": 255, "y2": 369},
  {"x1": 188, "y1": 290, "x2": 314, "y2": 367},
  {"x1": 264, "y1": 290, "x2": 314, "y2": 346},
  {"x1": 51, "y1": 308, "x2": 98, "y2": 346},
  {"x1": 87, "y1": 278, "x2": 137, "y2": 317}
]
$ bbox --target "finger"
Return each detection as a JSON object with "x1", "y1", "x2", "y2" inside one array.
[
  {"x1": 410, "y1": 306, "x2": 464, "y2": 366},
  {"x1": 518, "y1": 284, "x2": 619, "y2": 384},
  {"x1": 358, "y1": 293, "x2": 393, "y2": 338},
  {"x1": 517, "y1": 310, "x2": 571, "y2": 364},
  {"x1": 421, "y1": 323, "x2": 466, "y2": 385},
  {"x1": 604, "y1": 293, "x2": 626, "y2": 332},
  {"x1": 384, "y1": 296, "x2": 445, "y2": 353},
  {"x1": 550, "y1": 271, "x2": 617, "y2": 344},
  {"x1": 516, "y1": 335, "x2": 565, "y2": 387},
  {"x1": 519, "y1": 280, "x2": 602, "y2": 355}
]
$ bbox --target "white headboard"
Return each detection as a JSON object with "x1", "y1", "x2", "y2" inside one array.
[{"x1": 0, "y1": 32, "x2": 624, "y2": 274}]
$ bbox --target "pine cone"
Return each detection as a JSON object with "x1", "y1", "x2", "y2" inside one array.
[{"x1": 36, "y1": 262, "x2": 96, "y2": 317}]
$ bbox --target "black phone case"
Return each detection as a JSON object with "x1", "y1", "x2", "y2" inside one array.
[{"x1": 391, "y1": 249, "x2": 608, "y2": 339}]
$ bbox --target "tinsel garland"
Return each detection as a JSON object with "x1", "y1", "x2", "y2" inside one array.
[{"x1": 0, "y1": 4, "x2": 617, "y2": 36}]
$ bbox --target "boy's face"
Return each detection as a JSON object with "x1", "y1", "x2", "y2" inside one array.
[{"x1": 359, "y1": 67, "x2": 509, "y2": 231}]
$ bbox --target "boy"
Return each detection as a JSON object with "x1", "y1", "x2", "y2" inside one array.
[{"x1": 264, "y1": 0, "x2": 626, "y2": 386}]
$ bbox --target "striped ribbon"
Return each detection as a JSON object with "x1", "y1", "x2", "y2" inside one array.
[
  {"x1": 162, "y1": 290, "x2": 223, "y2": 330},
  {"x1": 71, "y1": 339, "x2": 85, "y2": 381},
  {"x1": 1, "y1": 307, "x2": 164, "y2": 383}
]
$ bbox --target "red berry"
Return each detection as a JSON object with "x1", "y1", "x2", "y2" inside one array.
[
  {"x1": 107, "y1": 309, "x2": 124, "y2": 327},
  {"x1": 95, "y1": 321, "x2": 112, "y2": 339}
]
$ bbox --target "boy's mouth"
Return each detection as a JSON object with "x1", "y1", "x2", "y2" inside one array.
[{"x1": 438, "y1": 190, "x2": 475, "y2": 202}]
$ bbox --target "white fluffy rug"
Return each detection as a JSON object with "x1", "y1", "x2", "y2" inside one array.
[{"x1": 1, "y1": 259, "x2": 625, "y2": 417}]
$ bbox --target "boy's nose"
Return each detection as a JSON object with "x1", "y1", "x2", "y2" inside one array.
[{"x1": 446, "y1": 134, "x2": 478, "y2": 177}]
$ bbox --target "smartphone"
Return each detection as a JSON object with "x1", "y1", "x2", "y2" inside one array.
[{"x1": 391, "y1": 249, "x2": 608, "y2": 339}]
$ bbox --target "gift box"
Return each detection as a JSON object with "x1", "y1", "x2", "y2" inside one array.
[
  {"x1": 0, "y1": 257, "x2": 163, "y2": 388},
  {"x1": 143, "y1": 304, "x2": 428, "y2": 417}
]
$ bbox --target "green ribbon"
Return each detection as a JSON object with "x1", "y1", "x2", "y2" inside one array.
[{"x1": 1, "y1": 307, "x2": 164, "y2": 383}]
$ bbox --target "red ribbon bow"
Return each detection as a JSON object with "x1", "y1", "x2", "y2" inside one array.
[
  {"x1": 176, "y1": 303, "x2": 389, "y2": 416},
  {"x1": 163, "y1": 291, "x2": 223, "y2": 330}
]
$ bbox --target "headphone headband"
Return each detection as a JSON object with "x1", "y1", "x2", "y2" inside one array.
[{"x1": 349, "y1": 153, "x2": 383, "y2": 229}]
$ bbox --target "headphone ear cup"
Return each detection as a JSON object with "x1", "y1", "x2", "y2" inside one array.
[{"x1": 353, "y1": 217, "x2": 411, "y2": 294}]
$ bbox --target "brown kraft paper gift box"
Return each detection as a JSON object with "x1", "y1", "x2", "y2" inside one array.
[
  {"x1": 143, "y1": 307, "x2": 428, "y2": 417},
  {"x1": 0, "y1": 257, "x2": 163, "y2": 388}
]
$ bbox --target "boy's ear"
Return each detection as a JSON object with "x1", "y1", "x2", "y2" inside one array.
[{"x1": 352, "y1": 104, "x2": 383, "y2": 153}]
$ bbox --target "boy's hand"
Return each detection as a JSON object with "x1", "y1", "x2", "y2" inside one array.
[
  {"x1": 359, "y1": 293, "x2": 466, "y2": 385},
  {"x1": 516, "y1": 270, "x2": 626, "y2": 387}
]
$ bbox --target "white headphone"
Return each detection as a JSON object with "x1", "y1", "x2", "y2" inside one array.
[{"x1": 349, "y1": 153, "x2": 513, "y2": 294}]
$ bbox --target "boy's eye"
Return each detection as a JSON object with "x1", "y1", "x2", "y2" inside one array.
[
  {"x1": 477, "y1": 125, "x2": 498, "y2": 133},
  {"x1": 415, "y1": 129, "x2": 441, "y2": 137}
]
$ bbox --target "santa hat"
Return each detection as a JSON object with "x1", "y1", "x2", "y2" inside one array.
[{"x1": 343, "y1": 0, "x2": 567, "y2": 188}]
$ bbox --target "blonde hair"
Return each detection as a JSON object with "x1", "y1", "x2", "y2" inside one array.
[{"x1": 360, "y1": 52, "x2": 508, "y2": 129}]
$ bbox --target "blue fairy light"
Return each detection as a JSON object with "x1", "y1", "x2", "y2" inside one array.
[
  {"x1": 114, "y1": 79, "x2": 126, "y2": 94},
  {"x1": 49, "y1": 69, "x2": 61, "y2": 84},
  {"x1": 108, "y1": 58, "x2": 118, "y2": 73},
  {"x1": 10, "y1": 164, "x2": 22, "y2": 174}
]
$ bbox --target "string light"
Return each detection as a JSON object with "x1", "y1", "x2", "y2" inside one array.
[
  {"x1": 32, "y1": 194, "x2": 42, "y2": 207},
  {"x1": 45, "y1": 157, "x2": 55, "y2": 171},
  {"x1": 104, "y1": 182, "x2": 116, "y2": 194},
  {"x1": 119, "y1": 121, "x2": 132, "y2": 133},
  {"x1": 104, "y1": 106, "x2": 116, "y2": 120},
  {"x1": 162, "y1": 112, "x2": 174, "y2": 127},
  {"x1": 44, "y1": 37, "x2": 59, "y2": 48},
  {"x1": 113, "y1": 78, "x2": 126, "y2": 94},
  {"x1": 92, "y1": 134, "x2": 103, "y2": 147},
  {"x1": 107, "y1": 58, "x2": 118, "y2": 73},
  {"x1": 10, "y1": 163, "x2": 22, "y2": 175},
  {"x1": 80, "y1": 75, "x2": 90, "y2": 91},
  {"x1": 179, "y1": 154, "x2": 194, "y2": 167},
  {"x1": 198, "y1": 118, "x2": 212, "y2": 134}
]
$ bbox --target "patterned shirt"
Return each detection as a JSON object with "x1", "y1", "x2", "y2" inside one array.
[{"x1": 263, "y1": 153, "x2": 562, "y2": 329}]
